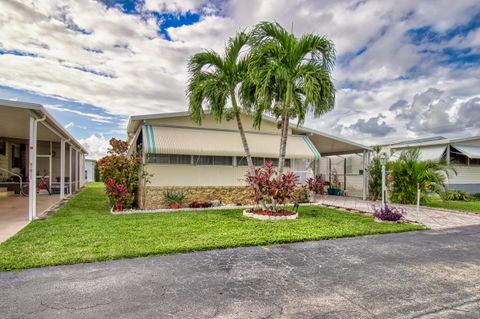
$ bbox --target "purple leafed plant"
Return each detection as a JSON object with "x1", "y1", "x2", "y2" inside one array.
[{"x1": 373, "y1": 205, "x2": 405, "y2": 222}]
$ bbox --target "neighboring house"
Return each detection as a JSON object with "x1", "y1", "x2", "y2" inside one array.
[
  {"x1": 0, "y1": 99, "x2": 87, "y2": 242},
  {"x1": 127, "y1": 112, "x2": 370, "y2": 209},
  {"x1": 84, "y1": 159, "x2": 96, "y2": 182},
  {"x1": 383, "y1": 136, "x2": 480, "y2": 194}
]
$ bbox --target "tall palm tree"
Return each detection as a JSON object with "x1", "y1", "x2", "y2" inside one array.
[
  {"x1": 187, "y1": 31, "x2": 264, "y2": 207},
  {"x1": 245, "y1": 21, "x2": 336, "y2": 175}
]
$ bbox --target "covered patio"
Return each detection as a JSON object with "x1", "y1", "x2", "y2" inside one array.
[
  {"x1": 0, "y1": 99, "x2": 87, "y2": 242},
  {"x1": 292, "y1": 126, "x2": 372, "y2": 199}
]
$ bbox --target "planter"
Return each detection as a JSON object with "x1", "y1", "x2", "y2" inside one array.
[
  {"x1": 374, "y1": 217, "x2": 402, "y2": 224},
  {"x1": 243, "y1": 209, "x2": 298, "y2": 220},
  {"x1": 169, "y1": 203, "x2": 181, "y2": 209},
  {"x1": 327, "y1": 188, "x2": 342, "y2": 196}
]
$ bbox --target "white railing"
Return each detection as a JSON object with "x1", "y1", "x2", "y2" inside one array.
[{"x1": 0, "y1": 167, "x2": 25, "y2": 196}]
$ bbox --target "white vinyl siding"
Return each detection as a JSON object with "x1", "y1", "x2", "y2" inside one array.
[{"x1": 447, "y1": 166, "x2": 480, "y2": 184}]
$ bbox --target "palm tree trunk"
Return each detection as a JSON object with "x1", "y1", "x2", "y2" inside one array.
[
  {"x1": 278, "y1": 82, "x2": 292, "y2": 176},
  {"x1": 278, "y1": 112, "x2": 290, "y2": 176},
  {"x1": 232, "y1": 93, "x2": 265, "y2": 209}
]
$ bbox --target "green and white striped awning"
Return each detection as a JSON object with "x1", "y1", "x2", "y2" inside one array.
[{"x1": 143, "y1": 125, "x2": 320, "y2": 160}]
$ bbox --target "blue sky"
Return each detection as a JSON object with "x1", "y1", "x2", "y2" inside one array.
[{"x1": 0, "y1": 0, "x2": 479, "y2": 158}]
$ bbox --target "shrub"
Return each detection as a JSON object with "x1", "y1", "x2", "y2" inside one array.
[
  {"x1": 373, "y1": 205, "x2": 405, "y2": 222},
  {"x1": 472, "y1": 193, "x2": 480, "y2": 200},
  {"x1": 105, "y1": 178, "x2": 129, "y2": 211},
  {"x1": 98, "y1": 138, "x2": 140, "y2": 209},
  {"x1": 163, "y1": 190, "x2": 186, "y2": 208},
  {"x1": 441, "y1": 189, "x2": 470, "y2": 201},
  {"x1": 388, "y1": 148, "x2": 455, "y2": 204},
  {"x1": 245, "y1": 161, "x2": 298, "y2": 210},
  {"x1": 291, "y1": 185, "x2": 310, "y2": 203},
  {"x1": 188, "y1": 201, "x2": 213, "y2": 208},
  {"x1": 307, "y1": 174, "x2": 324, "y2": 195}
]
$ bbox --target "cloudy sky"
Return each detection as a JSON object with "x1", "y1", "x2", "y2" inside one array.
[{"x1": 1, "y1": 0, "x2": 479, "y2": 158}]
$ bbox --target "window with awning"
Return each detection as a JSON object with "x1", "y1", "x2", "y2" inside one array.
[
  {"x1": 142, "y1": 125, "x2": 320, "y2": 160},
  {"x1": 452, "y1": 144, "x2": 480, "y2": 159}
]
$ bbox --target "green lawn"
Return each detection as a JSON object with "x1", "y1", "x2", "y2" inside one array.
[
  {"x1": 424, "y1": 199, "x2": 480, "y2": 213},
  {"x1": 0, "y1": 183, "x2": 425, "y2": 271}
]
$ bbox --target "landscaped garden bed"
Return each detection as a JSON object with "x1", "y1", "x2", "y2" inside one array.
[{"x1": 0, "y1": 183, "x2": 426, "y2": 271}]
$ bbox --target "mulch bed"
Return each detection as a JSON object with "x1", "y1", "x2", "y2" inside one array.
[{"x1": 247, "y1": 209, "x2": 297, "y2": 217}]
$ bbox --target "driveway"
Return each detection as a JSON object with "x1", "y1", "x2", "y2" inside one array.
[
  {"x1": 1, "y1": 226, "x2": 479, "y2": 319},
  {"x1": 317, "y1": 195, "x2": 480, "y2": 229}
]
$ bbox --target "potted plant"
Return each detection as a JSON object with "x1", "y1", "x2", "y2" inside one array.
[
  {"x1": 163, "y1": 190, "x2": 186, "y2": 209},
  {"x1": 327, "y1": 169, "x2": 342, "y2": 196}
]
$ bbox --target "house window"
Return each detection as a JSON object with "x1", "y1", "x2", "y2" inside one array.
[
  {"x1": 194, "y1": 155, "x2": 233, "y2": 166},
  {"x1": 146, "y1": 154, "x2": 191, "y2": 164},
  {"x1": 236, "y1": 157, "x2": 289, "y2": 167},
  {"x1": 450, "y1": 147, "x2": 468, "y2": 165},
  {"x1": 11, "y1": 144, "x2": 21, "y2": 168},
  {"x1": 470, "y1": 158, "x2": 480, "y2": 166}
]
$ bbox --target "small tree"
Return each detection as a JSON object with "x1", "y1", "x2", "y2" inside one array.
[{"x1": 97, "y1": 138, "x2": 140, "y2": 210}]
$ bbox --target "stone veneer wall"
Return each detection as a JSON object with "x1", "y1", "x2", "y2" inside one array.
[{"x1": 138, "y1": 186, "x2": 255, "y2": 209}]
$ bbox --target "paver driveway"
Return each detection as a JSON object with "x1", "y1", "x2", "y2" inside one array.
[
  {"x1": 1, "y1": 226, "x2": 479, "y2": 318},
  {"x1": 316, "y1": 195, "x2": 480, "y2": 229}
]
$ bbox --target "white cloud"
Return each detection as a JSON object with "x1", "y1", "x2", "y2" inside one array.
[
  {"x1": 0, "y1": 0, "x2": 479, "y2": 143},
  {"x1": 45, "y1": 104, "x2": 113, "y2": 122},
  {"x1": 144, "y1": 0, "x2": 208, "y2": 13},
  {"x1": 64, "y1": 121, "x2": 74, "y2": 129},
  {"x1": 78, "y1": 134, "x2": 110, "y2": 160}
]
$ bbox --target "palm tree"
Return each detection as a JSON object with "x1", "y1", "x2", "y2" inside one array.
[
  {"x1": 245, "y1": 21, "x2": 336, "y2": 175},
  {"x1": 187, "y1": 31, "x2": 264, "y2": 207}
]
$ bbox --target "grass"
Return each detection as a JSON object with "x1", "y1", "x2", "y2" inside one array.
[
  {"x1": 0, "y1": 183, "x2": 425, "y2": 271},
  {"x1": 424, "y1": 199, "x2": 480, "y2": 213}
]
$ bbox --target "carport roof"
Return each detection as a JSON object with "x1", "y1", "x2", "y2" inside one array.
[{"x1": 0, "y1": 99, "x2": 87, "y2": 153}]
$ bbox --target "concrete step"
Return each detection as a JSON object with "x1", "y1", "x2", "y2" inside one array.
[{"x1": 0, "y1": 190, "x2": 15, "y2": 197}]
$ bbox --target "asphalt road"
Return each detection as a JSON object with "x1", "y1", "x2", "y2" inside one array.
[{"x1": 1, "y1": 226, "x2": 480, "y2": 319}]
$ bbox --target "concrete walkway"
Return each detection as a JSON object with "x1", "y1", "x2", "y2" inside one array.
[
  {"x1": 0, "y1": 194, "x2": 61, "y2": 243},
  {"x1": 1, "y1": 226, "x2": 479, "y2": 319},
  {"x1": 316, "y1": 195, "x2": 480, "y2": 229}
]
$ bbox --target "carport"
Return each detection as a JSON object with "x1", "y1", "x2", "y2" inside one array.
[
  {"x1": 291, "y1": 126, "x2": 371, "y2": 199},
  {"x1": 0, "y1": 99, "x2": 87, "y2": 242}
]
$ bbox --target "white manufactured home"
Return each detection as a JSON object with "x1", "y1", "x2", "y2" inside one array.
[
  {"x1": 384, "y1": 136, "x2": 480, "y2": 194},
  {"x1": 0, "y1": 100, "x2": 87, "y2": 242},
  {"x1": 127, "y1": 112, "x2": 370, "y2": 209}
]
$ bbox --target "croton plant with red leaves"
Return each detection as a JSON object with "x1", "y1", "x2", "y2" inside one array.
[
  {"x1": 246, "y1": 161, "x2": 299, "y2": 210},
  {"x1": 105, "y1": 178, "x2": 129, "y2": 211}
]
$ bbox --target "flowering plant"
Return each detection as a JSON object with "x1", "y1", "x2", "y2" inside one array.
[
  {"x1": 246, "y1": 161, "x2": 298, "y2": 210},
  {"x1": 307, "y1": 174, "x2": 325, "y2": 195},
  {"x1": 106, "y1": 178, "x2": 129, "y2": 211},
  {"x1": 373, "y1": 205, "x2": 405, "y2": 222},
  {"x1": 98, "y1": 138, "x2": 140, "y2": 209}
]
